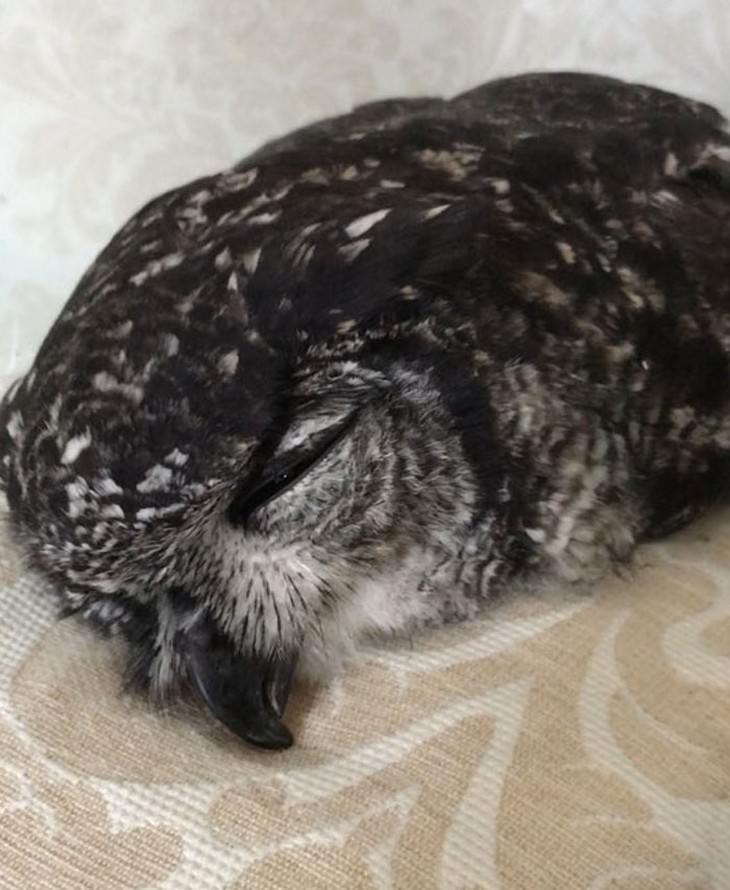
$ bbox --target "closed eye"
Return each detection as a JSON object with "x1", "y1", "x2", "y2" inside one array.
[{"x1": 228, "y1": 409, "x2": 359, "y2": 524}]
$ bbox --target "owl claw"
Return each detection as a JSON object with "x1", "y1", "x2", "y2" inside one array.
[
  {"x1": 185, "y1": 618, "x2": 296, "y2": 750},
  {"x1": 265, "y1": 656, "x2": 297, "y2": 719}
]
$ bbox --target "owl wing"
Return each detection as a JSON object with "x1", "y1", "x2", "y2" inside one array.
[
  {"x1": 237, "y1": 96, "x2": 445, "y2": 166},
  {"x1": 452, "y1": 71, "x2": 730, "y2": 192}
]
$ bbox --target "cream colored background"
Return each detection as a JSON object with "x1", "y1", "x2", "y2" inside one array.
[
  {"x1": 2, "y1": 0, "x2": 730, "y2": 382},
  {"x1": 1, "y1": 2, "x2": 730, "y2": 888}
]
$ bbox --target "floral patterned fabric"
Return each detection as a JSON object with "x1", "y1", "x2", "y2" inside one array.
[
  {"x1": 1, "y1": 2, "x2": 729, "y2": 887},
  {"x1": 2, "y1": 507, "x2": 730, "y2": 888}
]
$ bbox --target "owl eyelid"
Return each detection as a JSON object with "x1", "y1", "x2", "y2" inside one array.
[{"x1": 228, "y1": 408, "x2": 360, "y2": 523}]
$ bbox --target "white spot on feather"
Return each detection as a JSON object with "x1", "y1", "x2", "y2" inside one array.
[
  {"x1": 653, "y1": 189, "x2": 680, "y2": 206},
  {"x1": 226, "y1": 167, "x2": 258, "y2": 190},
  {"x1": 218, "y1": 350, "x2": 239, "y2": 376},
  {"x1": 6, "y1": 412, "x2": 23, "y2": 442},
  {"x1": 165, "y1": 448, "x2": 189, "y2": 467},
  {"x1": 61, "y1": 431, "x2": 92, "y2": 465},
  {"x1": 248, "y1": 211, "x2": 281, "y2": 226},
  {"x1": 301, "y1": 167, "x2": 329, "y2": 185},
  {"x1": 339, "y1": 238, "x2": 370, "y2": 263},
  {"x1": 66, "y1": 478, "x2": 90, "y2": 519},
  {"x1": 556, "y1": 241, "x2": 576, "y2": 264},
  {"x1": 136, "y1": 503, "x2": 185, "y2": 522},
  {"x1": 271, "y1": 184, "x2": 292, "y2": 202},
  {"x1": 93, "y1": 371, "x2": 118, "y2": 391},
  {"x1": 190, "y1": 188, "x2": 212, "y2": 204},
  {"x1": 94, "y1": 476, "x2": 123, "y2": 496},
  {"x1": 130, "y1": 253, "x2": 184, "y2": 286},
  {"x1": 422, "y1": 204, "x2": 450, "y2": 220},
  {"x1": 136, "y1": 464, "x2": 173, "y2": 493},
  {"x1": 179, "y1": 206, "x2": 207, "y2": 226},
  {"x1": 414, "y1": 147, "x2": 479, "y2": 180},
  {"x1": 215, "y1": 247, "x2": 232, "y2": 269},
  {"x1": 92, "y1": 372, "x2": 144, "y2": 404},
  {"x1": 663, "y1": 152, "x2": 679, "y2": 176},
  {"x1": 110, "y1": 320, "x2": 133, "y2": 338},
  {"x1": 163, "y1": 334, "x2": 179, "y2": 356},
  {"x1": 243, "y1": 247, "x2": 262, "y2": 274},
  {"x1": 488, "y1": 178, "x2": 510, "y2": 194},
  {"x1": 48, "y1": 395, "x2": 62, "y2": 429},
  {"x1": 345, "y1": 208, "x2": 390, "y2": 239}
]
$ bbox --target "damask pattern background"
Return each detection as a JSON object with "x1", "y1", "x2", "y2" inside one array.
[{"x1": 1, "y1": 2, "x2": 729, "y2": 887}]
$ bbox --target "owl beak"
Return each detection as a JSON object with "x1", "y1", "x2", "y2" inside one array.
[{"x1": 185, "y1": 618, "x2": 297, "y2": 750}]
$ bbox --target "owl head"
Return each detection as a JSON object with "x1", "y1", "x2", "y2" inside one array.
[
  {"x1": 1, "y1": 346, "x2": 484, "y2": 750},
  {"x1": 138, "y1": 353, "x2": 483, "y2": 747}
]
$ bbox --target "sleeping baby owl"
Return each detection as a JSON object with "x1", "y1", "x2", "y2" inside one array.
[{"x1": 2, "y1": 72, "x2": 730, "y2": 749}]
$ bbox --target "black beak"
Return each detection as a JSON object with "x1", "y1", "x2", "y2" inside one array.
[{"x1": 185, "y1": 616, "x2": 297, "y2": 750}]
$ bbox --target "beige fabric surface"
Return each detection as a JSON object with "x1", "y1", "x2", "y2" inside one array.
[
  {"x1": 2, "y1": 2, "x2": 730, "y2": 888},
  {"x1": 1, "y1": 508, "x2": 730, "y2": 888}
]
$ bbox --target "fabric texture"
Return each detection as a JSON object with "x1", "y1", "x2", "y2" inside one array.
[
  {"x1": 2, "y1": 508, "x2": 730, "y2": 888},
  {"x1": 1, "y1": 2, "x2": 729, "y2": 887}
]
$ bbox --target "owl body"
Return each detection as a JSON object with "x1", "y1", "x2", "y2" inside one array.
[{"x1": 2, "y1": 73, "x2": 730, "y2": 747}]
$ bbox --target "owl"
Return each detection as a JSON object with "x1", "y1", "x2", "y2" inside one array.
[{"x1": 2, "y1": 72, "x2": 730, "y2": 749}]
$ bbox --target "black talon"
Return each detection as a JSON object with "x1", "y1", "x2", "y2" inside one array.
[
  {"x1": 185, "y1": 617, "x2": 296, "y2": 750},
  {"x1": 265, "y1": 657, "x2": 296, "y2": 719}
]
